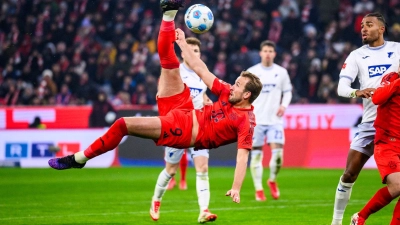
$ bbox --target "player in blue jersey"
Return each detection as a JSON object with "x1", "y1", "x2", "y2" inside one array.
[
  {"x1": 331, "y1": 12, "x2": 400, "y2": 225},
  {"x1": 149, "y1": 37, "x2": 217, "y2": 223}
]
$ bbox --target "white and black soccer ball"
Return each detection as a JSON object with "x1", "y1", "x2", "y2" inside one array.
[{"x1": 184, "y1": 4, "x2": 214, "y2": 34}]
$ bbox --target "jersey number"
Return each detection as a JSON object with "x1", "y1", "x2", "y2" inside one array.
[
  {"x1": 170, "y1": 128, "x2": 182, "y2": 136},
  {"x1": 275, "y1": 130, "x2": 283, "y2": 139}
]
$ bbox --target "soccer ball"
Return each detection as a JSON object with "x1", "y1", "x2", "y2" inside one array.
[
  {"x1": 184, "y1": 4, "x2": 214, "y2": 34},
  {"x1": 105, "y1": 111, "x2": 116, "y2": 124}
]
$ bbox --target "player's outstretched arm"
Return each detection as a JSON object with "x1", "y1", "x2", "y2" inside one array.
[
  {"x1": 175, "y1": 28, "x2": 216, "y2": 90},
  {"x1": 225, "y1": 148, "x2": 249, "y2": 203},
  {"x1": 372, "y1": 78, "x2": 400, "y2": 105}
]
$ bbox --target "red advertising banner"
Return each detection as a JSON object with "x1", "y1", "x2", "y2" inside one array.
[
  {"x1": 262, "y1": 128, "x2": 377, "y2": 169},
  {"x1": 0, "y1": 106, "x2": 92, "y2": 129}
]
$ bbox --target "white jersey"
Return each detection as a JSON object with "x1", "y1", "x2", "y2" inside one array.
[
  {"x1": 180, "y1": 63, "x2": 207, "y2": 109},
  {"x1": 247, "y1": 63, "x2": 292, "y2": 125},
  {"x1": 339, "y1": 41, "x2": 400, "y2": 123}
]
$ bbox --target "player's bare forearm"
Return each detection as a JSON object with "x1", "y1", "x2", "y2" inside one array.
[
  {"x1": 232, "y1": 149, "x2": 249, "y2": 191},
  {"x1": 225, "y1": 149, "x2": 248, "y2": 203},
  {"x1": 372, "y1": 79, "x2": 400, "y2": 105},
  {"x1": 175, "y1": 28, "x2": 216, "y2": 88}
]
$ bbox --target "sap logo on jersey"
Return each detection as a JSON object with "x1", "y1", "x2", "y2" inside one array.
[
  {"x1": 189, "y1": 88, "x2": 202, "y2": 98},
  {"x1": 368, "y1": 64, "x2": 391, "y2": 77}
]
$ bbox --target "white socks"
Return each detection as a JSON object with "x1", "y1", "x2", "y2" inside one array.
[
  {"x1": 250, "y1": 150, "x2": 264, "y2": 190},
  {"x1": 153, "y1": 169, "x2": 172, "y2": 200},
  {"x1": 251, "y1": 148, "x2": 283, "y2": 190},
  {"x1": 332, "y1": 176, "x2": 354, "y2": 224},
  {"x1": 269, "y1": 148, "x2": 283, "y2": 181},
  {"x1": 74, "y1": 151, "x2": 89, "y2": 164},
  {"x1": 163, "y1": 10, "x2": 178, "y2": 21},
  {"x1": 196, "y1": 172, "x2": 210, "y2": 211}
]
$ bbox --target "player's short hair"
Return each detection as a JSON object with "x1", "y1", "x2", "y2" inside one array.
[
  {"x1": 240, "y1": 71, "x2": 262, "y2": 104},
  {"x1": 186, "y1": 37, "x2": 201, "y2": 48},
  {"x1": 364, "y1": 12, "x2": 387, "y2": 34},
  {"x1": 260, "y1": 40, "x2": 276, "y2": 51}
]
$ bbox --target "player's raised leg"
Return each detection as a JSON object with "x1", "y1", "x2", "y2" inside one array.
[
  {"x1": 49, "y1": 116, "x2": 162, "y2": 170},
  {"x1": 157, "y1": 0, "x2": 185, "y2": 98}
]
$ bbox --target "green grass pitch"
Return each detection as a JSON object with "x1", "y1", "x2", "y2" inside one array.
[{"x1": 0, "y1": 167, "x2": 394, "y2": 224}]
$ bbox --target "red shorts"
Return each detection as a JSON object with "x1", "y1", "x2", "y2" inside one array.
[
  {"x1": 154, "y1": 85, "x2": 194, "y2": 149},
  {"x1": 374, "y1": 142, "x2": 400, "y2": 184}
]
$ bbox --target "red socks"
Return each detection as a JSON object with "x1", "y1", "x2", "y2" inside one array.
[
  {"x1": 158, "y1": 20, "x2": 179, "y2": 69},
  {"x1": 84, "y1": 118, "x2": 128, "y2": 158},
  {"x1": 391, "y1": 198, "x2": 400, "y2": 225},
  {"x1": 359, "y1": 186, "x2": 394, "y2": 219},
  {"x1": 180, "y1": 149, "x2": 188, "y2": 182}
]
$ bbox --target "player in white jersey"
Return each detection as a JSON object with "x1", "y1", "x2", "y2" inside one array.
[
  {"x1": 150, "y1": 37, "x2": 217, "y2": 224},
  {"x1": 331, "y1": 13, "x2": 400, "y2": 225},
  {"x1": 246, "y1": 40, "x2": 292, "y2": 201}
]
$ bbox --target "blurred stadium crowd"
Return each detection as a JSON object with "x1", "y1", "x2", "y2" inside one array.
[{"x1": 0, "y1": 0, "x2": 399, "y2": 106}]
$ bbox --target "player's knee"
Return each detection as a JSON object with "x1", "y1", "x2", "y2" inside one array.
[
  {"x1": 342, "y1": 171, "x2": 358, "y2": 183},
  {"x1": 196, "y1": 164, "x2": 208, "y2": 173},
  {"x1": 165, "y1": 163, "x2": 179, "y2": 176},
  {"x1": 387, "y1": 176, "x2": 400, "y2": 197},
  {"x1": 250, "y1": 150, "x2": 262, "y2": 165},
  {"x1": 270, "y1": 148, "x2": 283, "y2": 167}
]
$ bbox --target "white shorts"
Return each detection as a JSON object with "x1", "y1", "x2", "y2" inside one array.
[
  {"x1": 252, "y1": 124, "x2": 285, "y2": 147},
  {"x1": 164, "y1": 147, "x2": 209, "y2": 164},
  {"x1": 350, "y1": 121, "x2": 375, "y2": 157}
]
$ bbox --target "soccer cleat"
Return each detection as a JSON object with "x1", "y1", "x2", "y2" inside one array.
[
  {"x1": 48, "y1": 154, "x2": 85, "y2": 170},
  {"x1": 179, "y1": 180, "x2": 187, "y2": 190},
  {"x1": 160, "y1": 0, "x2": 184, "y2": 13},
  {"x1": 350, "y1": 213, "x2": 365, "y2": 225},
  {"x1": 198, "y1": 209, "x2": 217, "y2": 224},
  {"x1": 267, "y1": 180, "x2": 280, "y2": 199},
  {"x1": 167, "y1": 177, "x2": 176, "y2": 190},
  {"x1": 255, "y1": 190, "x2": 266, "y2": 201},
  {"x1": 150, "y1": 198, "x2": 161, "y2": 221}
]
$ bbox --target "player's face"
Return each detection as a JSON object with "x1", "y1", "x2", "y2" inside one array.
[
  {"x1": 259, "y1": 45, "x2": 276, "y2": 65},
  {"x1": 229, "y1": 76, "x2": 250, "y2": 104},
  {"x1": 361, "y1": 17, "x2": 384, "y2": 45},
  {"x1": 182, "y1": 44, "x2": 201, "y2": 62}
]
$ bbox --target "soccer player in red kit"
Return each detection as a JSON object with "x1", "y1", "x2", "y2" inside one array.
[
  {"x1": 48, "y1": 0, "x2": 262, "y2": 209},
  {"x1": 350, "y1": 71, "x2": 400, "y2": 225}
]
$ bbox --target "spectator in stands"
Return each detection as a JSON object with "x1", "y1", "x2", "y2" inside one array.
[
  {"x1": 29, "y1": 116, "x2": 46, "y2": 129},
  {"x1": 0, "y1": 0, "x2": 398, "y2": 106},
  {"x1": 55, "y1": 84, "x2": 72, "y2": 105},
  {"x1": 89, "y1": 91, "x2": 115, "y2": 128}
]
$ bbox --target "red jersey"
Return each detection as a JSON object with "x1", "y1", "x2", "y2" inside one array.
[
  {"x1": 372, "y1": 78, "x2": 400, "y2": 147},
  {"x1": 194, "y1": 78, "x2": 256, "y2": 150}
]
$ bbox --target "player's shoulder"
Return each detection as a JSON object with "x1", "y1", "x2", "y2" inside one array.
[
  {"x1": 273, "y1": 63, "x2": 288, "y2": 72},
  {"x1": 384, "y1": 41, "x2": 400, "y2": 47},
  {"x1": 351, "y1": 45, "x2": 369, "y2": 55},
  {"x1": 247, "y1": 63, "x2": 262, "y2": 71}
]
